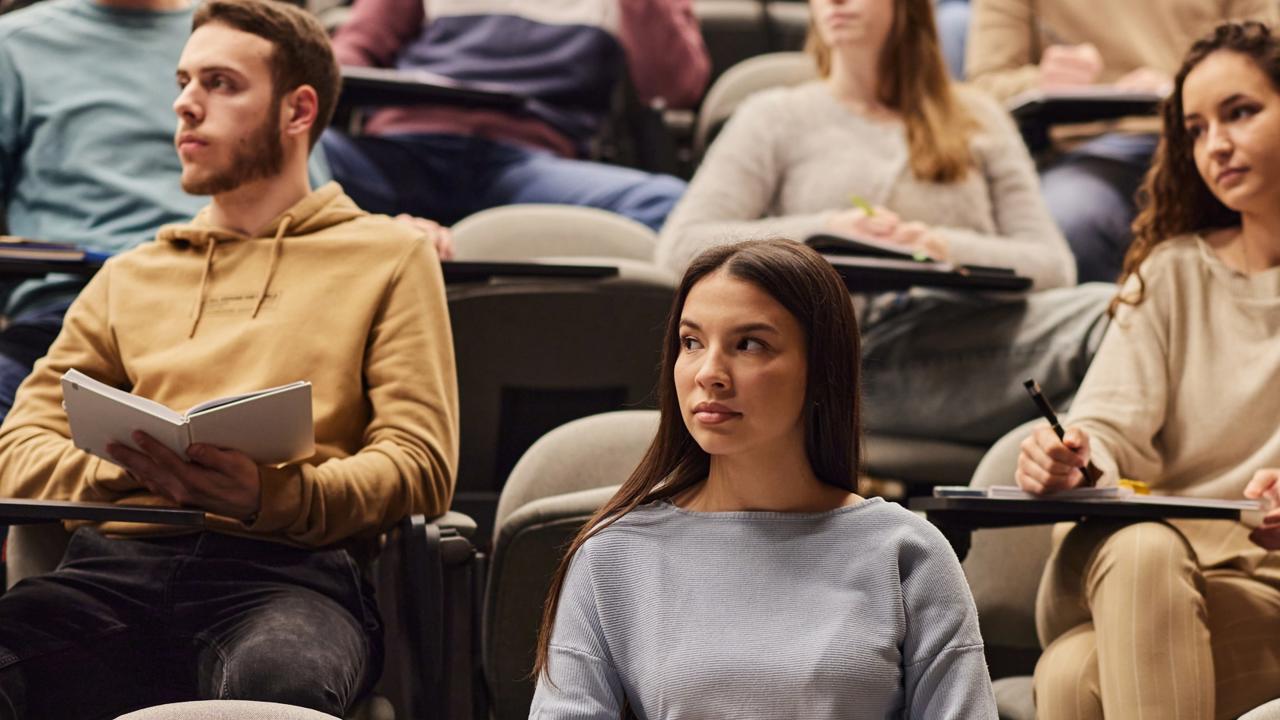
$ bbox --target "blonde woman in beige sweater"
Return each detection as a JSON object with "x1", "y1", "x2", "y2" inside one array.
[
  {"x1": 1015, "y1": 22, "x2": 1280, "y2": 720},
  {"x1": 659, "y1": 0, "x2": 1114, "y2": 448}
]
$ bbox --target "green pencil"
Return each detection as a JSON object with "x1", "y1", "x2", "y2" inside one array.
[{"x1": 849, "y1": 194, "x2": 875, "y2": 216}]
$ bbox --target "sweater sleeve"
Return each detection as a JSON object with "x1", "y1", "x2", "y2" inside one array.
[
  {"x1": 965, "y1": 0, "x2": 1040, "y2": 102},
  {"x1": 933, "y1": 90, "x2": 1076, "y2": 290},
  {"x1": 1226, "y1": 0, "x2": 1280, "y2": 24},
  {"x1": 0, "y1": 264, "x2": 134, "y2": 502},
  {"x1": 900, "y1": 521, "x2": 999, "y2": 719},
  {"x1": 618, "y1": 0, "x2": 710, "y2": 110},
  {"x1": 530, "y1": 547, "x2": 627, "y2": 720},
  {"x1": 329, "y1": 0, "x2": 424, "y2": 68},
  {"x1": 1064, "y1": 262, "x2": 1172, "y2": 486},
  {"x1": 656, "y1": 94, "x2": 831, "y2": 274},
  {"x1": 248, "y1": 240, "x2": 459, "y2": 546}
]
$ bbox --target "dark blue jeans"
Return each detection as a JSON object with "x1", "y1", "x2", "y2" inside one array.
[
  {"x1": 0, "y1": 297, "x2": 74, "y2": 420},
  {"x1": 1041, "y1": 133, "x2": 1160, "y2": 284},
  {"x1": 0, "y1": 528, "x2": 382, "y2": 719},
  {"x1": 320, "y1": 130, "x2": 687, "y2": 231}
]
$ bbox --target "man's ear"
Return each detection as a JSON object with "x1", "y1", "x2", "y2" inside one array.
[{"x1": 282, "y1": 85, "x2": 319, "y2": 141}]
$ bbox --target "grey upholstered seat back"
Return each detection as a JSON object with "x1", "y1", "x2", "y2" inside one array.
[
  {"x1": 115, "y1": 700, "x2": 339, "y2": 719},
  {"x1": 962, "y1": 418, "x2": 1053, "y2": 675},
  {"x1": 450, "y1": 204, "x2": 659, "y2": 262},
  {"x1": 485, "y1": 410, "x2": 659, "y2": 720},
  {"x1": 448, "y1": 277, "x2": 673, "y2": 540},
  {"x1": 962, "y1": 418, "x2": 1052, "y2": 720}
]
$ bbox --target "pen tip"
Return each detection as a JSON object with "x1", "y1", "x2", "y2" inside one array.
[{"x1": 1022, "y1": 379, "x2": 1036, "y2": 390}]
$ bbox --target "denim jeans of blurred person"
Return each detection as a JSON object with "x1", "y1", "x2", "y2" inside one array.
[
  {"x1": 1041, "y1": 133, "x2": 1160, "y2": 284},
  {"x1": 860, "y1": 282, "x2": 1115, "y2": 446},
  {"x1": 0, "y1": 298, "x2": 76, "y2": 564},
  {"x1": 0, "y1": 527, "x2": 381, "y2": 719},
  {"x1": 934, "y1": 0, "x2": 970, "y2": 79},
  {"x1": 0, "y1": 298, "x2": 74, "y2": 419},
  {"x1": 320, "y1": 130, "x2": 688, "y2": 231}
]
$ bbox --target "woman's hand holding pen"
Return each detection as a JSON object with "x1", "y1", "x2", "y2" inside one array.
[
  {"x1": 1244, "y1": 469, "x2": 1280, "y2": 549},
  {"x1": 1114, "y1": 67, "x2": 1174, "y2": 96},
  {"x1": 1039, "y1": 43, "x2": 1103, "y2": 89},
  {"x1": 1016, "y1": 424, "x2": 1092, "y2": 495}
]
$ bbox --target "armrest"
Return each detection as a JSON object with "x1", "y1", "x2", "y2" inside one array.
[
  {"x1": 427, "y1": 510, "x2": 477, "y2": 539},
  {"x1": 376, "y1": 512, "x2": 481, "y2": 719}
]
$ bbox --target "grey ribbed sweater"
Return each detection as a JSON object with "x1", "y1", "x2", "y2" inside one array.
[{"x1": 530, "y1": 497, "x2": 997, "y2": 719}]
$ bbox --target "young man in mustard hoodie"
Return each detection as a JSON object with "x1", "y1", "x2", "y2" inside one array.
[{"x1": 0, "y1": 0, "x2": 459, "y2": 716}]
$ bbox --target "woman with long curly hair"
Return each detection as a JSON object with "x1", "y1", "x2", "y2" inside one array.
[
  {"x1": 530, "y1": 240, "x2": 996, "y2": 718},
  {"x1": 1012, "y1": 21, "x2": 1280, "y2": 719}
]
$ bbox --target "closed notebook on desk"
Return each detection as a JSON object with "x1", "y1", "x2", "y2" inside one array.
[
  {"x1": 1006, "y1": 88, "x2": 1164, "y2": 125},
  {"x1": 936, "y1": 484, "x2": 1261, "y2": 511},
  {"x1": 61, "y1": 369, "x2": 314, "y2": 466}
]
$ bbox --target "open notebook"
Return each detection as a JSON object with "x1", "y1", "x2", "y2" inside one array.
[{"x1": 62, "y1": 369, "x2": 315, "y2": 466}]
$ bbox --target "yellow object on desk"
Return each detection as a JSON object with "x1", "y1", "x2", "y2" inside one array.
[{"x1": 1118, "y1": 478, "x2": 1150, "y2": 495}]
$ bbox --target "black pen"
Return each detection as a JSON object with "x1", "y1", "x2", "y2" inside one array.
[{"x1": 1023, "y1": 379, "x2": 1103, "y2": 486}]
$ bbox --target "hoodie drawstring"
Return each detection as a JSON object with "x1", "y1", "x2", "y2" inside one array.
[
  {"x1": 188, "y1": 238, "x2": 218, "y2": 338},
  {"x1": 252, "y1": 215, "x2": 290, "y2": 320},
  {"x1": 186, "y1": 214, "x2": 291, "y2": 338}
]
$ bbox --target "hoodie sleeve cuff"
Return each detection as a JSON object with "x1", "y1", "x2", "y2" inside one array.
[{"x1": 246, "y1": 464, "x2": 305, "y2": 533}]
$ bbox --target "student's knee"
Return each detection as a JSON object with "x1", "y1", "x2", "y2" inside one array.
[
  {"x1": 211, "y1": 599, "x2": 369, "y2": 715},
  {"x1": 1086, "y1": 522, "x2": 1201, "y2": 595},
  {"x1": 614, "y1": 173, "x2": 686, "y2": 231},
  {"x1": 1034, "y1": 624, "x2": 1102, "y2": 720},
  {"x1": 1041, "y1": 169, "x2": 1134, "y2": 283}
]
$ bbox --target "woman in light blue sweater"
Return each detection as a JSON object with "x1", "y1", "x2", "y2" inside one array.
[{"x1": 530, "y1": 240, "x2": 997, "y2": 719}]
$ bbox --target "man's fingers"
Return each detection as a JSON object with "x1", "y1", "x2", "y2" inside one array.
[
  {"x1": 132, "y1": 431, "x2": 193, "y2": 479},
  {"x1": 108, "y1": 441, "x2": 187, "y2": 503},
  {"x1": 187, "y1": 444, "x2": 244, "y2": 475}
]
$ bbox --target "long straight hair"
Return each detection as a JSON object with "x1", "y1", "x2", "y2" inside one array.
[
  {"x1": 805, "y1": 0, "x2": 976, "y2": 183},
  {"x1": 1120, "y1": 21, "x2": 1278, "y2": 312},
  {"x1": 532, "y1": 240, "x2": 862, "y2": 685}
]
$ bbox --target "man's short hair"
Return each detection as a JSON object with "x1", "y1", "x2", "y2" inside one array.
[{"x1": 192, "y1": 0, "x2": 340, "y2": 147}]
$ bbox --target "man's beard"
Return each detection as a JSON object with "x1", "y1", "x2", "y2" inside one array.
[{"x1": 181, "y1": 103, "x2": 286, "y2": 196}]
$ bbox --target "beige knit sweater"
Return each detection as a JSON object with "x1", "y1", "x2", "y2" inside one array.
[
  {"x1": 1067, "y1": 235, "x2": 1280, "y2": 502},
  {"x1": 657, "y1": 81, "x2": 1075, "y2": 290},
  {"x1": 966, "y1": 0, "x2": 1277, "y2": 142},
  {"x1": 966, "y1": 0, "x2": 1277, "y2": 102}
]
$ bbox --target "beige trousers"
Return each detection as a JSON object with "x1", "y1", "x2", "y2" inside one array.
[{"x1": 1034, "y1": 519, "x2": 1280, "y2": 720}]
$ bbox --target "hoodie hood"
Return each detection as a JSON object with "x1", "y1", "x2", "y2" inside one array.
[
  {"x1": 156, "y1": 182, "x2": 363, "y2": 248},
  {"x1": 154, "y1": 182, "x2": 365, "y2": 337}
]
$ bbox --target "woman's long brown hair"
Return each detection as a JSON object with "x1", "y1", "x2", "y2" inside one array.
[
  {"x1": 532, "y1": 240, "x2": 862, "y2": 692},
  {"x1": 1119, "y1": 21, "x2": 1280, "y2": 312},
  {"x1": 805, "y1": 0, "x2": 976, "y2": 183}
]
